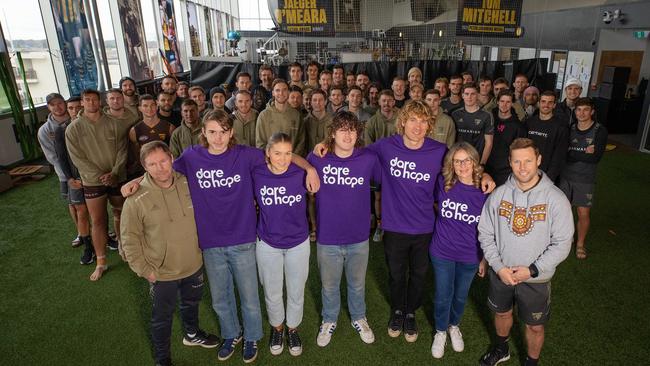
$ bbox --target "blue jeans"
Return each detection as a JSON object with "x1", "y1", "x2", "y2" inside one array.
[
  {"x1": 256, "y1": 238, "x2": 310, "y2": 328},
  {"x1": 203, "y1": 243, "x2": 263, "y2": 341},
  {"x1": 317, "y1": 241, "x2": 369, "y2": 323},
  {"x1": 431, "y1": 255, "x2": 479, "y2": 332}
]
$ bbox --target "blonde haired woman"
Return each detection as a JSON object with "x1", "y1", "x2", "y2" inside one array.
[{"x1": 430, "y1": 142, "x2": 488, "y2": 359}]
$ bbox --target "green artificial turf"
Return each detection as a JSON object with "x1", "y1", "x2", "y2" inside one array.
[{"x1": 1, "y1": 147, "x2": 649, "y2": 365}]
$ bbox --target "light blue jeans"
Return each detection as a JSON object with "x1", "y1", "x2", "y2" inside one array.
[
  {"x1": 256, "y1": 238, "x2": 311, "y2": 328},
  {"x1": 202, "y1": 243, "x2": 263, "y2": 341},
  {"x1": 317, "y1": 240, "x2": 369, "y2": 323},
  {"x1": 431, "y1": 255, "x2": 479, "y2": 332}
]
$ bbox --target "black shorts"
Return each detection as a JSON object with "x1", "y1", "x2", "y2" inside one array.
[
  {"x1": 559, "y1": 178, "x2": 594, "y2": 207},
  {"x1": 83, "y1": 182, "x2": 125, "y2": 199},
  {"x1": 487, "y1": 269, "x2": 551, "y2": 325},
  {"x1": 59, "y1": 181, "x2": 85, "y2": 205}
]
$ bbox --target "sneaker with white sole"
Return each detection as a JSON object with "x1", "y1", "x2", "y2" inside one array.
[
  {"x1": 269, "y1": 327, "x2": 284, "y2": 356},
  {"x1": 431, "y1": 331, "x2": 446, "y2": 359},
  {"x1": 351, "y1": 318, "x2": 375, "y2": 344},
  {"x1": 217, "y1": 334, "x2": 242, "y2": 361},
  {"x1": 387, "y1": 310, "x2": 404, "y2": 337},
  {"x1": 403, "y1": 313, "x2": 418, "y2": 342},
  {"x1": 287, "y1": 329, "x2": 302, "y2": 356},
  {"x1": 448, "y1": 325, "x2": 464, "y2": 352},
  {"x1": 182, "y1": 329, "x2": 221, "y2": 348},
  {"x1": 316, "y1": 322, "x2": 336, "y2": 347},
  {"x1": 242, "y1": 340, "x2": 258, "y2": 363},
  {"x1": 479, "y1": 345, "x2": 511, "y2": 366}
]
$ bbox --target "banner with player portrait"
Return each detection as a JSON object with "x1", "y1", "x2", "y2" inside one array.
[
  {"x1": 158, "y1": 0, "x2": 183, "y2": 73},
  {"x1": 269, "y1": 0, "x2": 335, "y2": 35},
  {"x1": 50, "y1": 0, "x2": 98, "y2": 95},
  {"x1": 117, "y1": 0, "x2": 151, "y2": 81}
]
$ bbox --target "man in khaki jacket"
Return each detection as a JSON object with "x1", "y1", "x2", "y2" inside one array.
[{"x1": 121, "y1": 141, "x2": 219, "y2": 366}]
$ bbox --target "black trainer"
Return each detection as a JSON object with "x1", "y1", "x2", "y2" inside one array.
[
  {"x1": 479, "y1": 346, "x2": 511, "y2": 366},
  {"x1": 387, "y1": 310, "x2": 404, "y2": 337},
  {"x1": 107, "y1": 236, "x2": 119, "y2": 251},
  {"x1": 269, "y1": 327, "x2": 284, "y2": 355},
  {"x1": 182, "y1": 329, "x2": 221, "y2": 348},
  {"x1": 403, "y1": 313, "x2": 418, "y2": 342},
  {"x1": 287, "y1": 328, "x2": 302, "y2": 356},
  {"x1": 80, "y1": 237, "x2": 95, "y2": 265}
]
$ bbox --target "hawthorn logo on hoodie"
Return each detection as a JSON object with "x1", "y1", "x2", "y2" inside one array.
[{"x1": 498, "y1": 200, "x2": 547, "y2": 236}]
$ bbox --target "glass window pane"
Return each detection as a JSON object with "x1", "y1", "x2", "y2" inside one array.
[
  {"x1": 240, "y1": 19, "x2": 260, "y2": 31},
  {"x1": 96, "y1": 0, "x2": 122, "y2": 87},
  {"x1": 259, "y1": 19, "x2": 274, "y2": 31},
  {"x1": 258, "y1": 0, "x2": 271, "y2": 18},
  {"x1": 0, "y1": 0, "x2": 58, "y2": 106},
  {"x1": 140, "y1": 0, "x2": 163, "y2": 77}
]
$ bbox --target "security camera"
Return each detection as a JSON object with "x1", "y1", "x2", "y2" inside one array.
[{"x1": 602, "y1": 11, "x2": 613, "y2": 24}]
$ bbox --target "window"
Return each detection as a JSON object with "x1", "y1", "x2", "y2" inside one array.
[
  {"x1": 0, "y1": 0, "x2": 58, "y2": 106},
  {"x1": 96, "y1": 0, "x2": 122, "y2": 87},
  {"x1": 140, "y1": 0, "x2": 163, "y2": 76},
  {"x1": 238, "y1": 0, "x2": 273, "y2": 31}
]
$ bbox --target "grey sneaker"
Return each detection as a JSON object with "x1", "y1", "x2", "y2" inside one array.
[
  {"x1": 448, "y1": 325, "x2": 464, "y2": 352},
  {"x1": 351, "y1": 318, "x2": 375, "y2": 344},
  {"x1": 431, "y1": 331, "x2": 446, "y2": 358},
  {"x1": 317, "y1": 322, "x2": 336, "y2": 347}
]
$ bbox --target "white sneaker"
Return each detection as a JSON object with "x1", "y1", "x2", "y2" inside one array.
[
  {"x1": 431, "y1": 331, "x2": 447, "y2": 359},
  {"x1": 351, "y1": 318, "x2": 375, "y2": 344},
  {"x1": 448, "y1": 325, "x2": 464, "y2": 352},
  {"x1": 317, "y1": 322, "x2": 337, "y2": 347}
]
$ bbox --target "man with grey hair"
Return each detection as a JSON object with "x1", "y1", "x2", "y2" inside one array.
[{"x1": 121, "y1": 141, "x2": 220, "y2": 366}]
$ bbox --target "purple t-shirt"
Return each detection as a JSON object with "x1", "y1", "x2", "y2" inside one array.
[
  {"x1": 368, "y1": 135, "x2": 447, "y2": 234},
  {"x1": 307, "y1": 148, "x2": 380, "y2": 245},
  {"x1": 253, "y1": 163, "x2": 308, "y2": 249},
  {"x1": 173, "y1": 144, "x2": 264, "y2": 249},
  {"x1": 430, "y1": 175, "x2": 487, "y2": 264}
]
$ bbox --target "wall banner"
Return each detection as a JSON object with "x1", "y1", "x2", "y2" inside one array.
[
  {"x1": 269, "y1": 0, "x2": 334, "y2": 35},
  {"x1": 456, "y1": 0, "x2": 523, "y2": 38},
  {"x1": 51, "y1": 0, "x2": 98, "y2": 95}
]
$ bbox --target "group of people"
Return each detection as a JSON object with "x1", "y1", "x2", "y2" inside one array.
[{"x1": 36, "y1": 61, "x2": 608, "y2": 366}]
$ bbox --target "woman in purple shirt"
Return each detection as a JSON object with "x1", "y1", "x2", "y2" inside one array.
[
  {"x1": 253, "y1": 132, "x2": 309, "y2": 357},
  {"x1": 430, "y1": 142, "x2": 488, "y2": 359}
]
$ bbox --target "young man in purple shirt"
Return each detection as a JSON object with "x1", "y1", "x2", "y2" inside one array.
[
  {"x1": 307, "y1": 112, "x2": 380, "y2": 347},
  {"x1": 316, "y1": 101, "x2": 495, "y2": 342}
]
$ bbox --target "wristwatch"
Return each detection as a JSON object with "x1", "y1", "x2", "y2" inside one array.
[{"x1": 528, "y1": 263, "x2": 539, "y2": 278}]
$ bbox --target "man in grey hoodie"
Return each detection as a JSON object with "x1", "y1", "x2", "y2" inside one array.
[{"x1": 478, "y1": 138, "x2": 574, "y2": 366}]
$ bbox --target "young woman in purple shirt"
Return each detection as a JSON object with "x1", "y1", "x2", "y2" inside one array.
[
  {"x1": 430, "y1": 142, "x2": 488, "y2": 359},
  {"x1": 307, "y1": 112, "x2": 380, "y2": 347},
  {"x1": 253, "y1": 132, "x2": 310, "y2": 357}
]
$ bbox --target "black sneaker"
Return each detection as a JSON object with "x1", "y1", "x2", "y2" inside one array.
[
  {"x1": 108, "y1": 231, "x2": 117, "y2": 241},
  {"x1": 154, "y1": 359, "x2": 172, "y2": 366},
  {"x1": 479, "y1": 346, "x2": 511, "y2": 366},
  {"x1": 242, "y1": 340, "x2": 258, "y2": 363},
  {"x1": 388, "y1": 310, "x2": 404, "y2": 337},
  {"x1": 80, "y1": 238, "x2": 95, "y2": 265},
  {"x1": 403, "y1": 313, "x2": 418, "y2": 342},
  {"x1": 269, "y1": 327, "x2": 284, "y2": 356},
  {"x1": 182, "y1": 329, "x2": 221, "y2": 348},
  {"x1": 287, "y1": 329, "x2": 302, "y2": 356},
  {"x1": 107, "y1": 237, "x2": 119, "y2": 251},
  {"x1": 217, "y1": 334, "x2": 242, "y2": 361}
]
